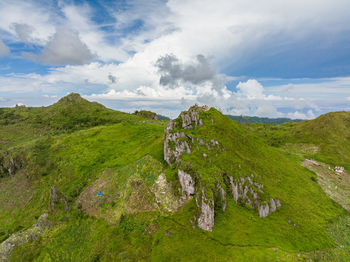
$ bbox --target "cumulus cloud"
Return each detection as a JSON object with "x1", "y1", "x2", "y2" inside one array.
[
  {"x1": 156, "y1": 54, "x2": 216, "y2": 87},
  {"x1": 1, "y1": 1, "x2": 350, "y2": 118},
  {"x1": 287, "y1": 109, "x2": 315, "y2": 119},
  {"x1": 25, "y1": 27, "x2": 95, "y2": 65},
  {"x1": 11, "y1": 23, "x2": 35, "y2": 42},
  {"x1": 0, "y1": 39, "x2": 10, "y2": 57}
]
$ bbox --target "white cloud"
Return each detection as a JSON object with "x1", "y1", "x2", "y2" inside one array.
[
  {"x1": 11, "y1": 23, "x2": 34, "y2": 43},
  {"x1": 287, "y1": 109, "x2": 315, "y2": 119},
  {"x1": 0, "y1": 0, "x2": 350, "y2": 118},
  {"x1": 0, "y1": 0, "x2": 56, "y2": 45},
  {"x1": 25, "y1": 27, "x2": 95, "y2": 65},
  {"x1": 0, "y1": 39, "x2": 10, "y2": 57}
]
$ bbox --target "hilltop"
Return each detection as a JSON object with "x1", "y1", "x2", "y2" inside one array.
[
  {"x1": 0, "y1": 93, "x2": 155, "y2": 149},
  {"x1": 0, "y1": 94, "x2": 349, "y2": 261}
]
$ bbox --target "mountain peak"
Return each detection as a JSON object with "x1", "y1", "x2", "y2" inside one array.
[{"x1": 57, "y1": 93, "x2": 84, "y2": 103}]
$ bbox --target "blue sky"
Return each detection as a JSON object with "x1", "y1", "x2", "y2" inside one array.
[{"x1": 0, "y1": 0, "x2": 350, "y2": 119}]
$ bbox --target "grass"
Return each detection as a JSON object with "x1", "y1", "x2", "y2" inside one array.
[{"x1": 1, "y1": 96, "x2": 349, "y2": 261}]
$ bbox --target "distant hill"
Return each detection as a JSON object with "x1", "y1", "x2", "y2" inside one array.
[
  {"x1": 0, "y1": 93, "x2": 146, "y2": 149},
  {"x1": 247, "y1": 111, "x2": 350, "y2": 170},
  {"x1": 156, "y1": 114, "x2": 170, "y2": 120},
  {"x1": 227, "y1": 115, "x2": 304, "y2": 124}
]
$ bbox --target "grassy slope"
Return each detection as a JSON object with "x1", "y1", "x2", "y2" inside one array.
[
  {"x1": 0, "y1": 100, "x2": 348, "y2": 261},
  {"x1": 0, "y1": 93, "x2": 147, "y2": 150},
  {"x1": 151, "y1": 108, "x2": 345, "y2": 261},
  {"x1": 246, "y1": 111, "x2": 350, "y2": 171}
]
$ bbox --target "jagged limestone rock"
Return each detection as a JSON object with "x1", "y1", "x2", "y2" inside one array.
[
  {"x1": 0, "y1": 152, "x2": 24, "y2": 177},
  {"x1": 219, "y1": 185, "x2": 227, "y2": 211},
  {"x1": 180, "y1": 106, "x2": 206, "y2": 129},
  {"x1": 229, "y1": 175, "x2": 281, "y2": 218},
  {"x1": 270, "y1": 198, "x2": 277, "y2": 212},
  {"x1": 0, "y1": 213, "x2": 49, "y2": 262},
  {"x1": 164, "y1": 129, "x2": 191, "y2": 167},
  {"x1": 49, "y1": 186, "x2": 69, "y2": 212},
  {"x1": 258, "y1": 203, "x2": 270, "y2": 218},
  {"x1": 151, "y1": 173, "x2": 182, "y2": 212},
  {"x1": 178, "y1": 169, "x2": 195, "y2": 198},
  {"x1": 197, "y1": 189, "x2": 215, "y2": 231}
]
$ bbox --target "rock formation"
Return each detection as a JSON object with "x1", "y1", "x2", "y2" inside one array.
[
  {"x1": 49, "y1": 186, "x2": 69, "y2": 212},
  {"x1": 0, "y1": 213, "x2": 49, "y2": 261},
  {"x1": 228, "y1": 174, "x2": 281, "y2": 217},
  {"x1": 0, "y1": 151, "x2": 24, "y2": 177},
  {"x1": 163, "y1": 105, "x2": 281, "y2": 231}
]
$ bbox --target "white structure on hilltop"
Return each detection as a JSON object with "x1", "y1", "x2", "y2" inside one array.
[{"x1": 334, "y1": 166, "x2": 344, "y2": 173}]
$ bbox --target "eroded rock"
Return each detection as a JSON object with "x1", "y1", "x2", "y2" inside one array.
[
  {"x1": 178, "y1": 170, "x2": 195, "y2": 198},
  {"x1": 49, "y1": 186, "x2": 69, "y2": 212},
  {"x1": 0, "y1": 213, "x2": 49, "y2": 261},
  {"x1": 151, "y1": 173, "x2": 182, "y2": 212},
  {"x1": 229, "y1": 175, "x2": 281, "y2": 218},
  {"x1": 197, "y1": 189, "x2": 215, "y2": 231}
]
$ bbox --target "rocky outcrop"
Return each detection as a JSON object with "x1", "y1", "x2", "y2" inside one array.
[
  {"x1": 229, "y1": 174, "x2": 281, "y2": 218},
  {"x1": 178, "y1": 170, "x2": 195, "y2": 198},
  {"x1": 164, "y1": 130, "x2": 191, "y2": 167},
  {"x1": 49, "y1": 186, "x2": 69, "y2": 212},
  {"x1": 197, "y1": 192, "x2": 215, "y2": 231},
  {"x1": 164, "y1": 106, "x2": 210, "y2": 167},
  {"x1": 163, "y1": 105, "x2": 281, "y2": 231},
  {"x1": 0, "y1": 213, "x2": 49, "y2": 261},
  {"x1": 0, "y1": 151, "x2": 24, "y2": 177},
  {"x1": 180, "y1": 106, "x2": 206, "y2": 129},
  {"x1": 151, "y1": 173, "x2": 183, "y2": 213}
]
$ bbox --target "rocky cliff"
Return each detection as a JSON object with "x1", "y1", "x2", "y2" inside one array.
[{"x1": 164, "y1": 105, "x2": 281, "y2": 231}]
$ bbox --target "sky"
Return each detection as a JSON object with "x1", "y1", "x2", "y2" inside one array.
[{"x1": 0, "y1": 0, "x2": 350, "y2": 119}]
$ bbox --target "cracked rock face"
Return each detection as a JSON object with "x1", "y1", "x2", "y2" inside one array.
[
  {"x1": 229, "y1": 175, "x2": 281, "y2": 218},
  {"x1": 197, "y1": 196, "x2": 214, "y2": 231},
  {"x1": 178, "y1": 170, "x2": 195, "y2": 198},
  {"x1": 164, "y1": 130, "x2": 191, "y2": 167}
]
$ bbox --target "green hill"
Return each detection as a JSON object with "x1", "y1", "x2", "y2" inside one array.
[
  {"x1": 246, "y1": 111, "x2": 350, "y2": 171},
  {"x1": 0, "y1": 93, "x2": 145, "y2": 149},
  {"x1": 0, "y1": 95, "x2": 349, "y2": 261},
  {"x1": 227, "y1": 115, "x2": 303, "y2": 125}
]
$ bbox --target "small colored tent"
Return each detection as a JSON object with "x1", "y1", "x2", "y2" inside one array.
[{"x1": 97, "y1": 192, "x2": 102, "y2": 197}]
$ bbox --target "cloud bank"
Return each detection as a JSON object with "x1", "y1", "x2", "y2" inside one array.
[{"x1": 0, "y1": 0, "x2": 349, "y2": 119}]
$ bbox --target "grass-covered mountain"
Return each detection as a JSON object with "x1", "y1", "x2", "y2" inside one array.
[
  {"x1": 227, "y1": 115, "x2": 303, "y2": 125},
  {"x1": 0, "y1": 94, "x2": 349, "y2": 261}
]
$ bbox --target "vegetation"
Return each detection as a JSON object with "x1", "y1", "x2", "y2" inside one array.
[
  {"x1": 0, "y1": 94, "x2": 349, "y2": 261},
  {"x1": 227, "y1": 115, "x2": 303, "y2": 125}
]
